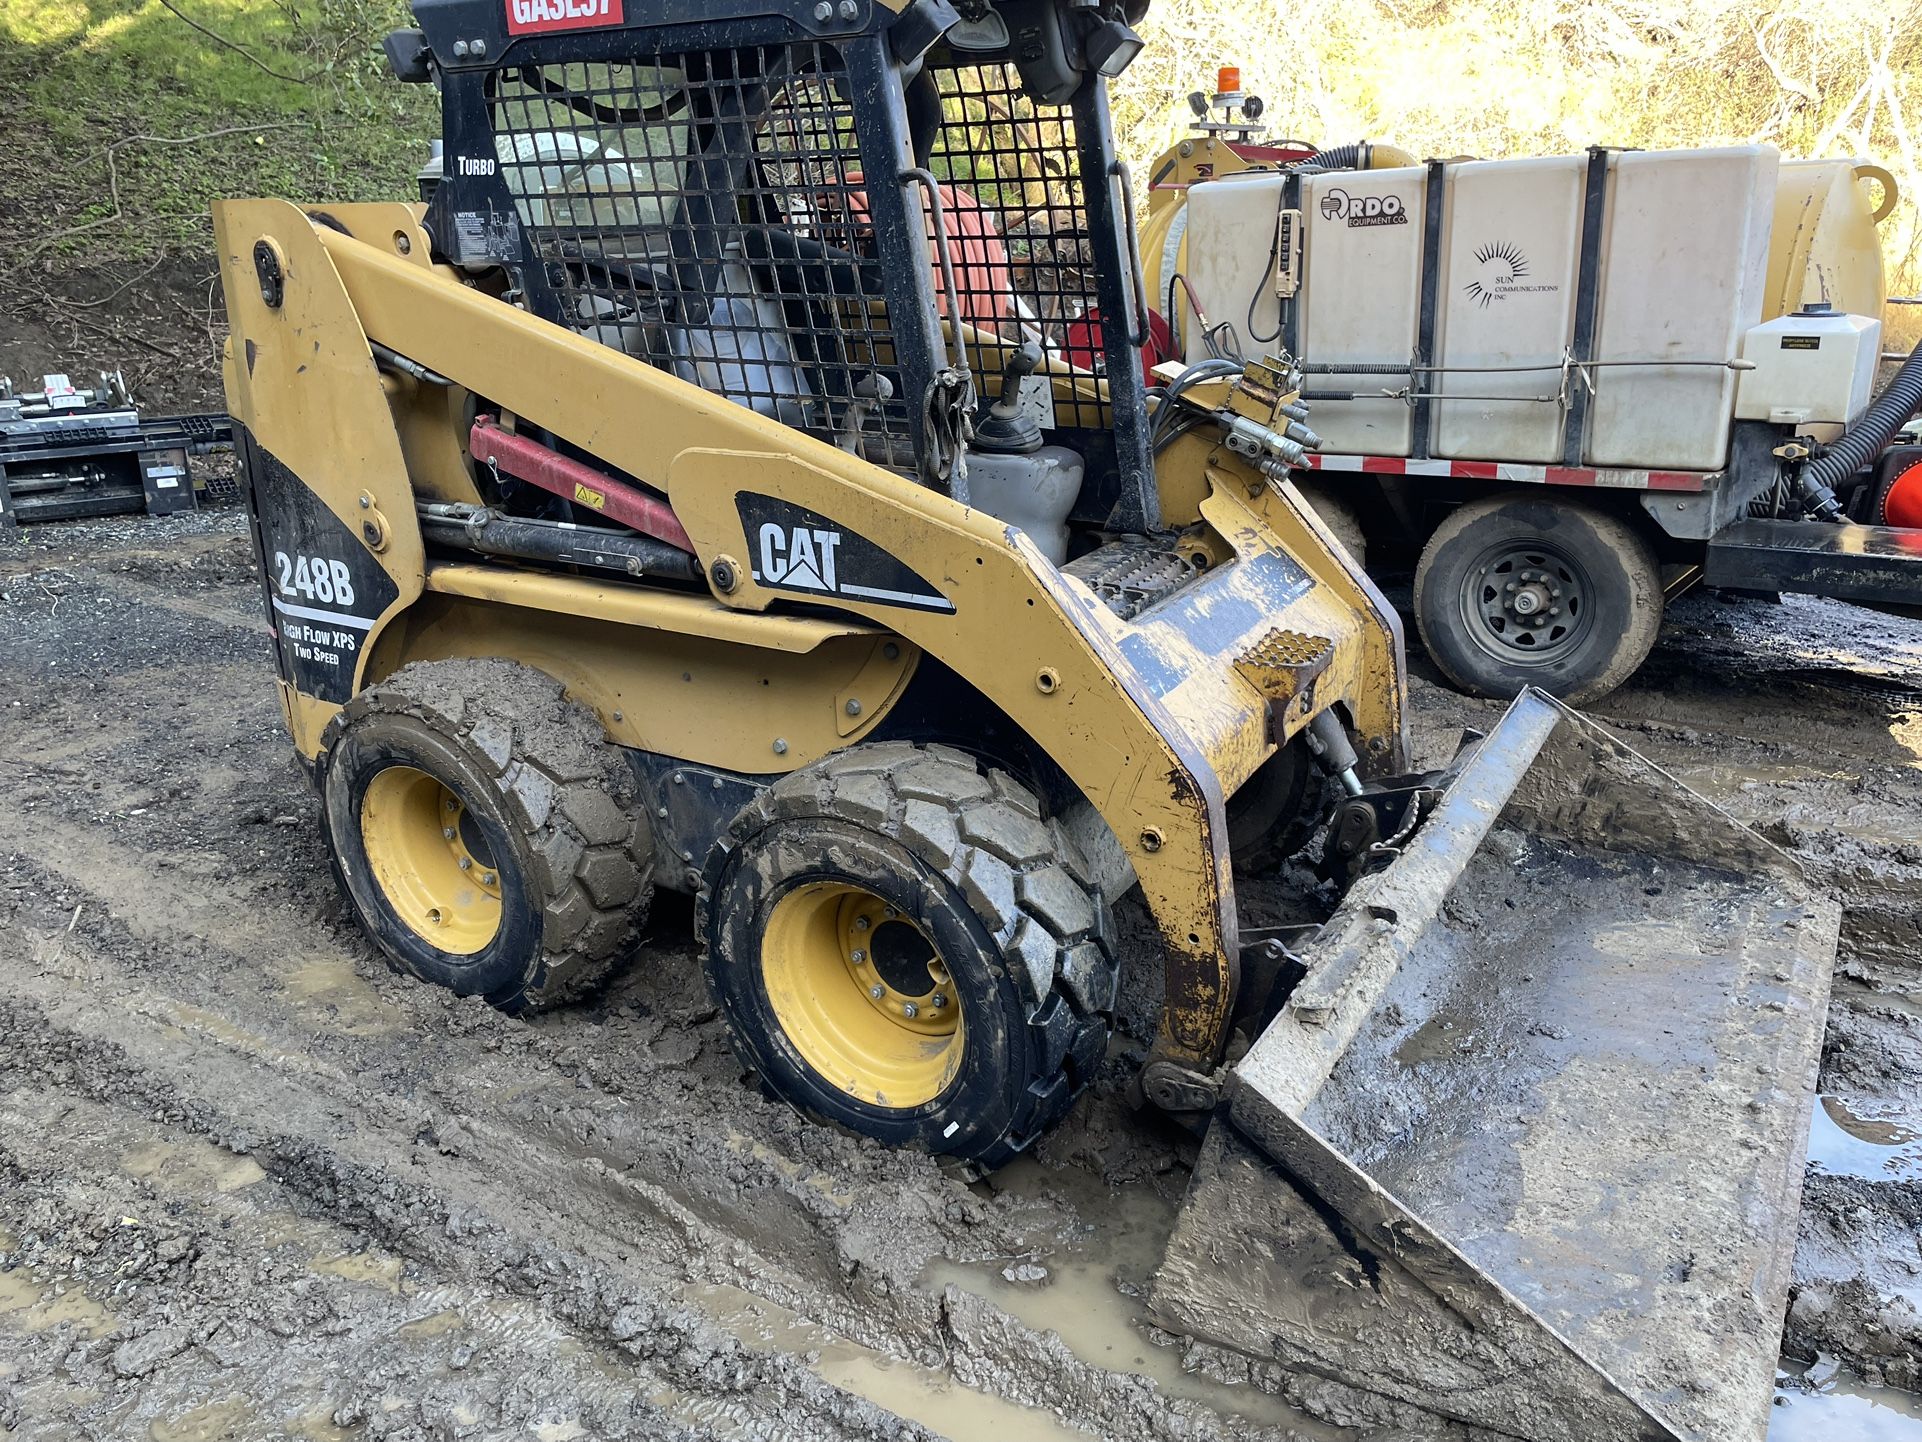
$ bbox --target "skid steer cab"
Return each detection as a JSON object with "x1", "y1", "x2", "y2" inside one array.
[{"x1": 217, "y1": 1, "x2": 1836, "y2": 1436}]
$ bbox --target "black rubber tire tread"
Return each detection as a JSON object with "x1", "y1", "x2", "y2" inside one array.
[
  {"x1": 702, "y1": 741, "x2": 1118, "y2": 1169},
  {"x1": 320, "y1": 658, "x2": 653, "y2": 1011},
  {"x1": 1226, "y1": 737, "x2": 1328, "y2": 875},
  {"x1": 1413, "y1": 493, "x2": 1662, "y2": 706}
]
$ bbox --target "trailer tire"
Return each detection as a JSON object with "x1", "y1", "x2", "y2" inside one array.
[
  {"x1": 319, "y1": 659, "x2": 654, "y2": 1012},
  {"x1": 1293, "y1": 479, "x2": 1366, "y2": 568},
  {"x1": 1414, "y1": 495, "x2": 1661, "y2": 706},
  {"x1": 700, "y1": 742, "x2": 1117, "y2": 1171}
]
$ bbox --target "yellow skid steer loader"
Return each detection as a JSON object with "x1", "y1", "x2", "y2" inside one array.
[{"x1": 214, "y1": 2, "x2": 1836, "y2": 1438}]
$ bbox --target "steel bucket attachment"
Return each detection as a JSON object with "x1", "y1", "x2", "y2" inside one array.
[{"x1": 1152, "y1": 689, "x2": 1838, "y2": 1442}]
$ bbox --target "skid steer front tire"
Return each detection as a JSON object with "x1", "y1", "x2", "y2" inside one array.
[
  {"x1": 319, "y1": 659, "x2": 653, "y2": 1012},
  {"x1": 700, "y1": 743, "x2": 1117, "y2": 1170}
]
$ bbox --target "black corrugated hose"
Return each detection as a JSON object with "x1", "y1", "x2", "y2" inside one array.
[
  {"x1": 1801, "y1": 346, "x2": 1922, "y2": 519},
  {"x1": 1305, "y1": 142, "x2": 1364, "y2": 170}
]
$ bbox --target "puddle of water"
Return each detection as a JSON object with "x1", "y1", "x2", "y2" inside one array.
[
  {"x1": 288, "y1": 1407, "x2": 352, "y2": 1442},
  {"x1": 122, "y1": 1139, "x2": 266, "y2": 1195},
  {"x1": 281, "y1": 957, "x2": 395, "y2": 1036},
  {"x1": 687, "y1": 1281, "x2": 1097, "y2": 1442},
  {"x1": 151, "y1": 1001, "x2": 280, "y2": 1057},
  {"x1": 1772, "y1": 1363, "x2": 1922, "y2": 1441},
  {"x1": 1669, "y1": 760, "x2": 1843, "y2": 800},
  {"x1": 927, "y1": 1159, "x2": 1341, "y2": 1438},
  {"x1": 1809, "y1": 1095, "x2": 1922, "y2": 1182},
  {"x1": 1892, "y1": 713, "x2": 1922, "y2": 771},
  {"x1": 308, "y1": 1250, "x2": 406, "y2": 1294},
  {"x1": 0, "y1": 1269, "x2": 117, "y2": 1338},
  {"x1": 150, "y1": 1396, "x2": 254, "y2": 1442},
  {"x1": 396, "y1": 1309, "x2": 466, "y2": 1339}
]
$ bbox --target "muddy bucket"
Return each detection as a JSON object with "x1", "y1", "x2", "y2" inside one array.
[{"x1": 1151, "y1": 689, "x2": 1838, "y2": 1442}]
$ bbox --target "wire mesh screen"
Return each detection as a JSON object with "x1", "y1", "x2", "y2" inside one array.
[
  {"x1": 924, "y1": 62, "x2": 1106, "y2": 429},
  {"x1": 488, "y1": 47, "x2": 915, "y2": 470}
]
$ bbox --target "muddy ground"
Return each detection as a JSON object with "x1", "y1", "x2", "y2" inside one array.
[{"x1": 0, "y1": 509, "x2": 1918, "y2": 1442}]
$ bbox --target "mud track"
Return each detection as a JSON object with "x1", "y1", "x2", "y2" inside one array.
[{"x1": 1, "y1": 513, "x2": 1917, "y2": 1441}]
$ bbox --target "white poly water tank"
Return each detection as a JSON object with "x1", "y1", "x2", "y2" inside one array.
[
  {"x1": 1586, "y1": 146, "x2": 1777, "y2": 470},
  {"x1": 1180, "y1": 144, "x2": 1782, "y2": 472},
  {"x1": 1181, "y1": 166, "x2": 1428, "y2": 456},
  {"x1": 1183, "y1": 168, "x2": 1289, "y2": 360},
  {"x1": 1296, "y1": 167, "x2": 1428, "y2": 455},
  {"x1": 1433, "y1": 156, "x2": 1587, "y2": 463},
  {"x1": 1734, "y1": 305, "x2": 1881, "y2": 428}
]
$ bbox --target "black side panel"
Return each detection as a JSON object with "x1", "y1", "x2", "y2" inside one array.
[{"x1": 239, "y1": 430, "x2": 400, "y2": 704}]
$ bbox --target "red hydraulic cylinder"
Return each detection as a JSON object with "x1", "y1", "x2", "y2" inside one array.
[{"x1": 469, "y1": 416, "x2": 695, "y2": 554}]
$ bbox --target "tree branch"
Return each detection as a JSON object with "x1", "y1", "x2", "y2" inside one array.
[
  {"x1": 150, "y1": 0, "x2": 316, "y2": 86},
  {"x1": 19, "y1": 124, "x2": 303, "y2": 263}
]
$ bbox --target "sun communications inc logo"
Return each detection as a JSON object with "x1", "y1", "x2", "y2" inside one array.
[{"x1": 1463, "y1": 241, "x2": 1560, "y2": 308}]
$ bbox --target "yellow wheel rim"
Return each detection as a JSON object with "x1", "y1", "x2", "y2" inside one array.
[
  {"x1": 360, "y1": 766, "x2": 503, "y2": 956},
  {"x1": 761, "y1": 882, "x2": 963, "y2": 1108}
]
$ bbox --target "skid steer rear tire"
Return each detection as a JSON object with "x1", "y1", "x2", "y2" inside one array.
[
  {"x1": 1414, "y1": 494, "x2": 1661, "y2": 706},
  {"x1": 319, "y1": 659, "x2": 653, "y2": 1013},
  {"x1": 700, "y1": 743, "x2": 1117, "y2": 1170}
]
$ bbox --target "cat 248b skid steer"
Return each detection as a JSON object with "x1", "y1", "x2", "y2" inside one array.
[{"x1": 216, "y1": 3, "x2": 1837, "y2": 1438}]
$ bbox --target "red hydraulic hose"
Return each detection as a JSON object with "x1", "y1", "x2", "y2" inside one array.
[{"x1": 469, "y1": 416, "x2": 695, "y2": 554}]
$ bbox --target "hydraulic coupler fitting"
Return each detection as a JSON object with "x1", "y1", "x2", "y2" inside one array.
[{"x1": 1221, "y1": 413, "x2": 1310, "y2": 470}]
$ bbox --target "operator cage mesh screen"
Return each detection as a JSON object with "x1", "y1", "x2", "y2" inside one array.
[{"x1": 487, "y1": 43, "x2": 1108, "y2": 469}]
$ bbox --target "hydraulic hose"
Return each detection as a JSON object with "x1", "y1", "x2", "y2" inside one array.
[{"x1": 1801, "y1": 346, "x2": 1922, "y2": 519}]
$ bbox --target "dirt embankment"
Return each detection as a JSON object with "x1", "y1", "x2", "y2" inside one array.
[{"x1": 0, "y1": 514, "x2": 1918, "y2": 1440}]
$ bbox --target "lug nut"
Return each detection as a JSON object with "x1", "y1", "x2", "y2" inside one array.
[
  {"x1": 931, "y1": 994, "x2": 948, "y2": 1009},
  {"x1": 458, "y1": 857, "x2": 472, "y2": 871},
  {"x1": 902, "y1": 1002, "x2": 919, "y2": 1019},
  {"x1": 445, "y1": 799, "x2": 458, "y2": 813},
  {"x1": 480, "y1": 872, "x2": 496, "y2": 886},
  {"x1": 869, "y1": 984, "x2": 886, "y2": 1000},
  {"x1": 851, "y1": 949, "x2": 867, "y2": 964},
  {"x1": 443, "y1": 827, "x2": 456, "y2": 840},
  {"x1": 854, "y1": 915, "x2": 871, "y2": 931}
]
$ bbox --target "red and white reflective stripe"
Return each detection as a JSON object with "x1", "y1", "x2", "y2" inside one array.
[{"x1": 1301, "y1": 453, "x2": 1710, "y2": 493}]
